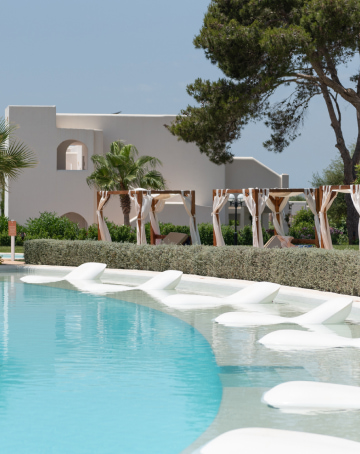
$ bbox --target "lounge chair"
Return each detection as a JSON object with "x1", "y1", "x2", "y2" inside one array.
[
  {"x1": 214, "y1": 297, "x2": 353, "y2": 326},
  {"x1": 162, "y1": 282, "x2": 281, "y2": 309}
]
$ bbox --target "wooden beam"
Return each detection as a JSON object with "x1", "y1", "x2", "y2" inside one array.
[
  {"x1": 191, "y1": 190, "x2": 196, "y2": 218},
  {"x1": 105, "y1": 190, "x2": 193, "y2": 195},
  {"x1": 291, "y1": 239, "x2": 316, "y2": 245},
  {"x1": 222, "y1": 188, "x2": 308, "y2": 194}
]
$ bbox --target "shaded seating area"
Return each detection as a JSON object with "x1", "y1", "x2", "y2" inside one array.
[
  {"x1": 212, "y1": 188, "x2": 318, "y2": 248},
  {"x1": 264, "y1": 235, "x2": 296, "y2": 249},
  {"x1": 96, "y1": 189, "x2": 201, "y2": 245}
]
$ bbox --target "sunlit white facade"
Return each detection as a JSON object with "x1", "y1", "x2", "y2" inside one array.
[{"x1": 5, "y1": 105, "x2": 289, "y2": 229}]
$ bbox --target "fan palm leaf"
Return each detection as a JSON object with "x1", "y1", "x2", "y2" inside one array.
[
  {"x1": 0, "y1": 118, "x2": 37, "y2": 189},
  {"x1": 87, "y1": 140, "x2": 166, "y2": 225}
]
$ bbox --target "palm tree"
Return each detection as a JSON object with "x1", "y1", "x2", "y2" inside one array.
[
  {"x1": 87, "y1": 141, "x2": 166, "y2": 225},
  {"x1": 0, "y1": 118, "x2": 37, "y2": 214}
]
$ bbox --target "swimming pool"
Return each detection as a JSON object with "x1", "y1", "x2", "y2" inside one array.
[
  {"x1": 0, "y1": 276, "x2": 221, "y2": 454},
  {"x1": 1, "y1": 269, "x2": 360, "y2": 454},
  {"x1": 0, "y1": 252, "x2": 24, "y2": 259}
]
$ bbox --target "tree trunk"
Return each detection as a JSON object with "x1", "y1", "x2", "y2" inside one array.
[
  {"x1": 320, "y1": 82, "x2": 359, "y2": 244},
  {"x1": 119, "y1": 194, "x2": 131, "y2": 226}
]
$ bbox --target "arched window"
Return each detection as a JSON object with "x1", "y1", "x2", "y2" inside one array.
[
  {"x1": 57, "y1": 140, "x2": 88, "y2": 170},
  {"x1": 61, "y1": 212, "x2": 88, "y2": 229}
]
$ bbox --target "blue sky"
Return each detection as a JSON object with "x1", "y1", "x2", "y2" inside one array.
[{"x1": 2, "y1": 0, "x2": 359, "y2": 187}]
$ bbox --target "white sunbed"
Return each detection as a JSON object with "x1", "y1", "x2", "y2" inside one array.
[
  {"x1": 162, "y1": 282, "x2": 281, "y2": 309},
  {"x1": 196, "y1": 427, "x2": 360, "y2": 454},
  {"x1": 214, "y1": 297, "x2": 353, "y2": 327},
  {"x1": 262, "y1": 381, "x2": 360, "y2": 413},
  {"x1": 20, "y1": 262, "x2": 107, "y2": 284},
  {"x1": 68, "y1": 270, "x2": 183, "y2": 294},
  {"x1": 259, "y1": 328, "x2": 360, "y2": 350},
  {"x1": 21, "y1": 264, "x2": 183, "y2": 294}
]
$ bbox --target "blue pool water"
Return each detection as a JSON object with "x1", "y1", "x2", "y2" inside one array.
[
  {"x1": 0, "y1": 253, "x2": 24, "y2": 259},
  {"x1": 0, "y1": 280, "x2": 222, "y2": 454}
]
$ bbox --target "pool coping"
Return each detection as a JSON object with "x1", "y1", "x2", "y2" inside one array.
[{"x1": 3, "y1": 263, "x2": 360, "y2": 307}]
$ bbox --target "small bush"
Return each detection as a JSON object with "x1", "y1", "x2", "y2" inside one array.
[
  {"x1": 2, "y1": 210, "x2": 270, "y2": 247},
  {"x1": 26, "y1": 212, "x2": 80, "y2": 240},
  {"x1": 291, "y1": 208, "x2": 314, "y2": 226},
  {"x1": 289, "y1": 223, "x2": 316, "y2": 240},
  {"x1": 24, "y1": 240, "x2": 360, "y2": 296},
  {"x1": 107, "y1": 221, "x2": 137, "y2": 243}
]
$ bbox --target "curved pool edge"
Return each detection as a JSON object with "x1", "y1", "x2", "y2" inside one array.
[
  {"x1": 4, "y1": 264, "x2": 360, "y2": 454},
  {"x1": 12, "y1": 263, "x2": 360, "y2": 307}
]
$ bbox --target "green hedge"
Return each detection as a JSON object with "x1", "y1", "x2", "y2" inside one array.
[{"x1": 24, "y1": 240, "x2": 360, "y2": 296}]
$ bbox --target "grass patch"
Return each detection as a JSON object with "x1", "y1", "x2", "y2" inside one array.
[{"x1": 0, "y1": 246, "x2": 24, "y2": 253}]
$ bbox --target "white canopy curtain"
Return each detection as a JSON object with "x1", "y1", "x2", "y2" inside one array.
[
  {"x1": 266, "y1": 196, "x2": 289, "y2": 236},
  {"x1": 242, "y1": 189, "x2": 269, "y2": 248},
  {"x1": 149, "y1": 199, "x2": 166, "y2": 245},
  {"x1": 212, "y1": 189, "x2": 229, "y2": 246},
  {"x1": 180, "y1": 190, "x2": 201, "y2": 245},
  {"x1": 303, "y1": 189, "x2": 321, "y2": 244},
  {"x1": 131, "y1": 190, "x2": 153, "y2": 245},
  {"x1": 319, "y1": 185, "x2": 337, "y2": 249},
  {"x1": 97, "y1": 191, "x2": 112, "y2": 242}
]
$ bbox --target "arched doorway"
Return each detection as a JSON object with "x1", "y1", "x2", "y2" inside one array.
[
  {"x1": 57, "y1": 140, "x2": 88, "y2": 170},
  {"x1": 61, "y1": 212, "x2": 88, "y2": 229}
]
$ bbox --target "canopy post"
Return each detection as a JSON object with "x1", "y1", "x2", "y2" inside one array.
[
  {"x1": 213, "y1": 190, "x2": 217, "y2": 246},
  {"x1": 191, "y1": 190, "x2": 196, "y2": 246},
  {"x1": 269, "y1": 195, "x2": 280, "y2": 235},
  {"x1": 150, "y1": 199, "x2": 156, "y2": 245},
  {"x1": 253, "y1": 188, "x2": 261, "y2": 246},
  {"x1": 324, "y1": 191, "x2": 337, "y2": 248},
  {"x1": 97, "y1": 191, "x2": 101, "y2": 241},
  {"x1": 191, "y1": 190, "x2": 196, "y2": 219},
  {"x1": 276, "y1": 197, "x2": 284, "y2": 234},
  {"x1": 136, "y1": 191, "x2": 143, "y2": 242}
]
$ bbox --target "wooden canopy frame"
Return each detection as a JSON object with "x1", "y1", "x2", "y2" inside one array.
[
  {"x1": 212, "y1": 188, "x2": 319, "y2": 247},
  {"x1": 97, "y1": 190, "x2": 196, "y2": 245},
  {"x1": 315, "y1": 184, "x2": 360, "y2": 248}
]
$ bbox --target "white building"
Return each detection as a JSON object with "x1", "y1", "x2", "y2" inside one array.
[{"x1": 5, "y1": 105, "x2": 290, "y2": 229}]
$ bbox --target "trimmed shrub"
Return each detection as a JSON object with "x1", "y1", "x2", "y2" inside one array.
[{"x1": 24, "y1": 239, "x2": 360, "y2": 296}]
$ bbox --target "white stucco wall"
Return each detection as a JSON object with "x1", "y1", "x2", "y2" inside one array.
[
  {"x1": 56, "y1": 114, "x2": 225, "y2": 207},
  {"x1": 5, "y1": 106, "x2": 98, "y2": 226},
  {"x1": 225, "y1": 157, "x2": 289, "y2": 189},
  {"x1": 5, "y1": 106, "x2": 289, "y2": 230}
]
